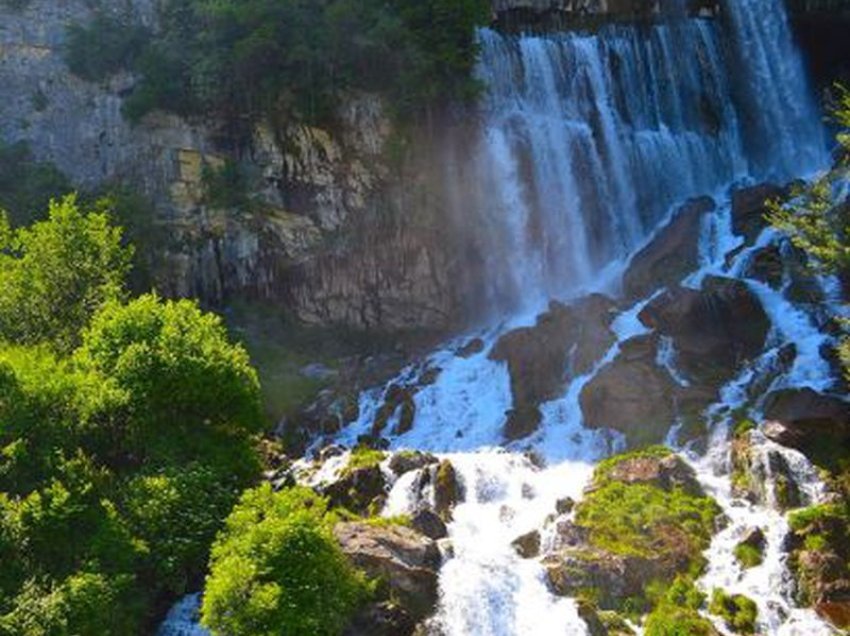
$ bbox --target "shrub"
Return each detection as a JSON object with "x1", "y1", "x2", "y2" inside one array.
[
  {"x1": 0, "y1": 142, "x2": 70, "y2": 227},
  {"x1": 644, "y1": 577, "x2": 716, "y2": 636},
  {"x1": 201, "y1": 484, "x2": 368, "y2": 636},
  {"x1": 65, "y1": 13, "x2": 150, "y2": 82}
]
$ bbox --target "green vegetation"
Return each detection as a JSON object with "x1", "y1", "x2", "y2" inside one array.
[
  {"x1": 202, "y1": 159, "x2": 249, "y2": 211},
  {"x1": 67, "y1": 0, "x2": 490, "y2": 135},
  {"x1": 708, "y1": 589, "x2": 758, "y2": 634},
  {"x1": 733, "y1": 542, "x2": 764, "y2": 569},
  {"x1": 0, "y1": 142, "x2": 71, "y2": 227},
  {"x1": 343, "y1": 447, "x2": 387, "y2": 475},
  {"x1": 201, "y1": 484, "x2": 369, "y2": 636},
  {"x1": 65, "y1": 13, "x2": 150, "y2": 83},
  {"x1": 643, "y1": 577, "x2": 717, "y2": 636},
  {"x1": 0, "y1": 197, "x2": 264, "y2": 632},
  {"x1": 575, "y1": 448, "x2": 720, "y2": 564},
  {"x1": 768, "y1": 84, "x2": 850, "y2": 381}
]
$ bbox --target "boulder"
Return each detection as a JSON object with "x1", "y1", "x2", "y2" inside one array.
[
  {"x1": 344, "y1": 601, "x2": 416, "y2": 636},
  {"x1": 323, "y1": 465, "x2": 387, "y2": 515},
  {"x1": 744, "y1": 245, "x2": 784, "y2": 289},
  {"x1": 334, "y1": 522, "x2": 441, "y2": 621},
  {"x1": 389, "y1": 451, "x2": 438, "y2": 477},
  {"x1": 638, "y1": 276, "x2": 770, "y2": 387},
  {"x1": 576, "y1": 598, "x2": 608, "y2": 636},
  {"x1": 555, "y1": 496, "x2": 575, "y2": 515},
  {"x1": 623, "y1": 196, "x2": 714, "y2": 299},
  {"x1": 503, "y1": 405, "x2": 543, "y2": 442},
  {"x1": 433, "y1": 460, "x2": 462, "y2": 521},
  {"x1": 410, "y1": 507, "x2": 448, "y2": 540},
  {"x1": 763, "y1": 388, "x2": 850, "y2": 463},
  {"x1": 457, "y1": 338, "x2": 485, "y2": 358},
  {"x1": 731, "y1": 182, "x2": 785, "y2": 244},
  {"x1": 511, "y1": 530, "x2": 541, "y2": 559},
  {"x1": 579, "y1": 335, "x2": 679, "y2": 447},
  {"x1": 597, "y1": 451, "x2": 703, "y2": 497},
  {"x1": 490, "y1": 295, "x2": 617, "y2": 415},
  {"x1": 372, "y1": 384, "x2": 417, "y2": 437}
]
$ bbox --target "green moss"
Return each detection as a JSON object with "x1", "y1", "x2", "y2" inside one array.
[
  {"x1": 789, "y1": 503, "x2": 848, "y2": 532},
  {"x1": 732, "y1": 419, "x2": 756, "y2": 438},
  {"x1": 708, "y1": 588, "x2": 758, "y2": 634},
  {"x1": 363, "y1": 514, "x2": 411, "y2": 529},
  {"x1": 343, "y1": 447, "x2": 387, "y2": 476},
  {"x1": 644, "y1": 577, "x2": 716, "y2": 636},
  {"x1": 733, "y1": 542, "x2": 764, "y2": 569},
  {"x1": 574, "y1": 480, "x2": 719, "y2": 560},
  {"x1": 592, "y1": 445, "x2": 673, "y2": 485}
]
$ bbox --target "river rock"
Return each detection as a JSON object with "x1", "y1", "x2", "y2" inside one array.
[
  {"x1": 323, "y1": 464, "x2": 387, "y2": 515},
  {"x1": 410, "y1": 507, "x2": 448, "y2": 540},
  {"x1": 638, "y1": 276, "x2": 770, "y2": 387},
  {"x1": 490, "y1": 295, "x2": 617, "y2": 423},
  {"x1": 623, "y1": 196, "x2": 714, "y2": 299},
  {"x1": 579, "y1": 335, "x2": 678, "y2": 447},
  {"x1": 433, "y1": 460, "x2": 462, "y2": 521},
  {"x1": 762, "y1": 388, "x2": 850, "y2": 462},
  {"x1": 744, "y1": 245, "x2": 784, "y2": 288},
  {"x1": 334, "y1": 522, "x2": 441, "y2": 621},
  {"x1": 389, "y1": 451, "x2": 439, "y2": 476},
  {"x1": 731, "y1": 182, "x2": 785, "y2": 243},
  {"x1": 511, "y1": 530, "x2": 541, "y2": 558},
  {"x1": 344, "y1": 601, "x2": 416, "y2": 636}
]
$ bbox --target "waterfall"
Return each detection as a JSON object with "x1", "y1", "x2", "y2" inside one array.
[{"x1": 451, "y1": 0, "x2": 826, "y2": 316}]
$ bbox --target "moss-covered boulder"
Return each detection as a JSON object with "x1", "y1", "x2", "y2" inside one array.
[
  {"x1": 708, "y1": 589, "x2": 758, "y2": 634},
  {"x1": 433, "y1": 459, "x2": 462, "y2": 521},
  {"x1": 734, "y1": 527, "x2": 766, "y2": 569},
  {"x1": 644, "y1": 578, "x2": 720, "y2": 636},
  {"x1": 543, "y1": 447, "x2": 721, "y2": 611},
  {"x1": 324, "y1": 448, "x2": 388, "y2": 515},
  {"x1": 787, "y1": 503, "x2": 850, "y2": 629}
]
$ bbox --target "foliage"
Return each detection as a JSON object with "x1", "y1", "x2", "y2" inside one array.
[
  {"x1": 202, "y1": 159, "x2": 249, "y2": 210},
  {"x1": 114, "y1": 0, "x2": 490, "y2": 133},
  {"x1": 343, "y1": 447, "x2": 387, "y2": 476},
  {"x1": 708, "y1": 588, "x2": 758, "y2": 634},
  {"x1": 0, "y1": 142, "x2": 71, "y2": 227},
  {"x1": 201, "y1": 484, "x2": 368, "y2": 636},
  {"x1": 65, "y1": 13, "x2": 150, "y2": 83},
  {"x1": 643, "y1": 577, "x2": 717, "y2": 636},
  {"x1": 0, "y1": 195, "x2": 131, "y2": 352},
  {"x1": 0, "y1": 202, "x2": 265, "y2": 631}
]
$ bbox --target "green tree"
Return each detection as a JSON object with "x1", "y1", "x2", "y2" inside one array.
[
  {"x1": 0, "y1": 142, "x2": 70, "y2": 227},
  {"x1": 201, "y1": 484, "x2": 368, "y2": 636},
  {"x1": 0, "y1": 195, "x2": 131, "y2": 351}
]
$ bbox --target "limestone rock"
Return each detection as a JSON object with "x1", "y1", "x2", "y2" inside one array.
[
  {"x1": 623, "y1": 196, "x2": 714, "y2": 299},
  {"x1": 334, "y1": 522, "x2": 441, "y2": 621}
]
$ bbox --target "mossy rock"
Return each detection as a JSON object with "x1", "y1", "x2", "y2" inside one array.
[{"x1": 708, "y1": 588, "x2": 758, "y2": 634}]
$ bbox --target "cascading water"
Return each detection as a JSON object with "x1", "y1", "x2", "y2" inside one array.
[
  {"x1": 450, "y1": 0, "x2": 825, "y2": 316},
  {"x1": 160, "y1": 1, "x2": 843, "y2": 634}
]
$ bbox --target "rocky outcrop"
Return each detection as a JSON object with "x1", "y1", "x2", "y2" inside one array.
[
  {"x1": 323, "y1": 464, "x2": 388, "y2": 515},
  {"x1": 433, "y1": 460, "x2": 462, "y2": 521},
  {"x1": 511, "y1": 530, "x2": 541, "y2": 558},
  {"x1": 334, "y1": 522, "x2": 442, "y2": 621},
  {"x1": 622, "y1": 196, "x2": 714, "y2": 299}
]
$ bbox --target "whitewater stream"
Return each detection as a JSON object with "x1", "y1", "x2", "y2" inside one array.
[{"x1": 159, "y1": 0, "x2": 844, "y2": 634}]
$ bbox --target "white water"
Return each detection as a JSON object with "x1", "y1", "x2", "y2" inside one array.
[{"x1": 160, "y1": 0, "x2": 843, "y2": 633}]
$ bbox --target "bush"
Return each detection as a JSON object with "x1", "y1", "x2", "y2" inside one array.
[{"x1": 201, "y1": 484, "x2": 368, "y2": 636}]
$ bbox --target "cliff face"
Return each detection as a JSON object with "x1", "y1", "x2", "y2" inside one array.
[{"x1": 0, "y1": 0, "x2": 459, "y2": 331}]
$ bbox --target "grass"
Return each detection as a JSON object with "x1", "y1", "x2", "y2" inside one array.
[
  {"x1": 643, "y1": 577, "x2": 716, "y2": 636},
  {"x1": 733, "y1": 542, "x2": 764, "y2": 569},
  {"x1": 342, "y1": 447, "x2": 387, "y2": 476}
]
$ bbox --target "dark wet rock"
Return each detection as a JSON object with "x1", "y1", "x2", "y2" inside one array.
[
  {"x1": 503, "y1": 405, "x2": 543, "y2": 442},
  {"x1": 555, "y1": 496, "x2": 575, "y2": 515},
  {"x1": 318, "y1": 444, "x2": 347, "y2": 462},
  {"x1": 579, "y1": 334, "x2": 678, "y2": 447},
  {"x1": 511, "y1": 530, "x2": 541, "y2": 559},
  {"x1": 389, "y1": 451, "x2": 439, "y2": 476},
  {"x1": 490, "y1": 295, "x2": 617, "y2": 412},
  {"x1": 639, "y1": 276, "x2": 770, "y2": 387},
  {"x1": 372, "y1": 384, "x2": 417, "y2": 437},
  {"x1": 744, "y1": 245, "x2": 784, "y2": 288},
  {"x1": 731, "y1": 428, "x2": 804, "y2": 510},
  {"x1": 344, "y1": 601, "x2": 416, "y2": 636},
  {"x1": 433, "y1": 460, "x2": 462, "y2": 521},
  {"x1": 731, "y1": 182, "x2": 785, "y2": 244},
  {"x1": 323, "y1": 465, "x2": 387, "y2": 515},
  {"x1": 334, "y1": 522, "x2": 441, "y2": 621},
  {"x1": 623, "y1": 196, "x2": 714, "y2": 299},
  {"x1": 457, "y1": 338, "x2": 485, "y2": 358},
  {"x1": 762, "y1": 388, "x2": 850, "y2": 464},
  {"x1": 409, "y1": 507, "x2": 448, "y2": 540}
]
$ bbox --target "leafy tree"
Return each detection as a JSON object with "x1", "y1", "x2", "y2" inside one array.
[
  {"x1": 201, "y1": 484, "x2": 368, "y2": 636},
  {"x1": 0, "y1": 195, "x2": 132, "y2": 351},
  {"x1": 65, "y1": 13, "x2": 150, "y2": 83}
]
